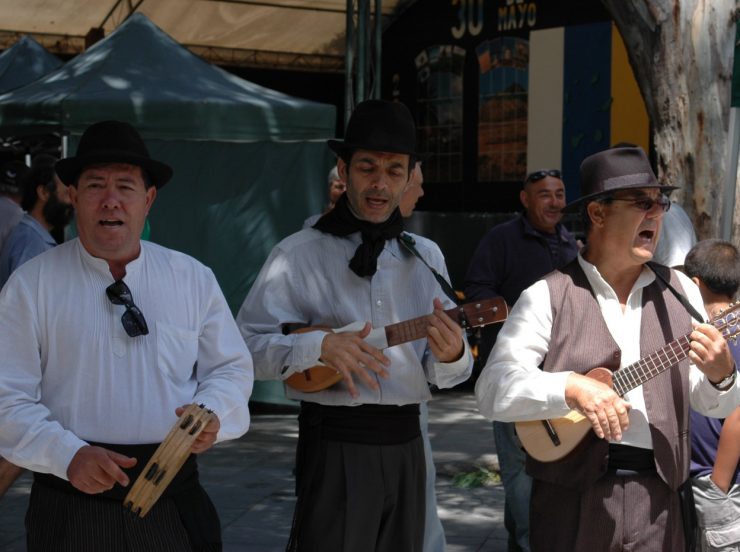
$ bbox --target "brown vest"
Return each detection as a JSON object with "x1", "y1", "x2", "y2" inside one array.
[{"x1": 526, "y1": 260, "x2": 692, "y2": 491}]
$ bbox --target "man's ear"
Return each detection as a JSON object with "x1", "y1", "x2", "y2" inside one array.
[
  {"x1": 586, "y1": 201, "x2": 605, "y2": 227},
  {"x1": 337, "y1": 159, "x2": 348, "y2": 182},
  {"x1": 144, "y1": 186, "x2": 157, "y2": 214},
  {"x1": 37, "y1": 184, "x2": 50, "y2": 203},
  {"x1": 519, "y1": 189, "x2": 528, "y2": 210}
]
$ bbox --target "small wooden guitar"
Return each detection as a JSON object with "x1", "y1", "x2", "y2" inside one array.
[
  {"x1": 515, "y1": 302, "x2": 740, "y2": 463},
  {"x1": 285, "y1": 297, "x2": 508, "y2": 393}
]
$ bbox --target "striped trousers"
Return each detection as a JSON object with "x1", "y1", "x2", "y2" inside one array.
[{"x1": 26, "y1": 481, "x2": 196, "y2": 551}]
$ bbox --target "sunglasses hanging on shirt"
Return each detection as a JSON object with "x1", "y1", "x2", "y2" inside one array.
[{"x1": 106, "y1": 280, "x2": 149, "y2": 337}]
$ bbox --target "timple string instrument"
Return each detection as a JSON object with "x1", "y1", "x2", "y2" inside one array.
[
  {"x1": 124, "y1": 403, "x2": 215, "y2": 517},
  {"x1": 515, "y1": 302, "x2": 740, "y2": 463},
  {"x1": 285, "y1": 297, "x2": 508, "y2": 393}
]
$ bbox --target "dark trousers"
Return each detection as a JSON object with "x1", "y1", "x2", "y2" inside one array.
[
  {"x1": 289, "y1": 402, "x2": 426, "y2": 552},
  {"x1": 27, "y1": 443, "x2": 221, "y2": 552},
  {"x1": 530, "y1": 471, "x2": 684, "y2": 552},
  {"x1": 27, "y1": 482, "x2": 193, "y2": 551},
  {"x1": 297, "y1": 438, "x2": 426, "y2": 552}
]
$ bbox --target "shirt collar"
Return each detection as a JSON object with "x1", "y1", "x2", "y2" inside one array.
[
  {"x1": 75, "y1": 238, "x2": 145, "y2": 281},
  {"x1": 577, "y1": 253, "x2": 656, "y2": 300},
  {"x1": 520, "y1": 212, "x2": 568, "y2": 242},
  {"x1": 21, "y1": 214, "x2": 56, "y2": 246}
]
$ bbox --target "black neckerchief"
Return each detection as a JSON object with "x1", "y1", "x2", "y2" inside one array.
[{"x1": 313, "y1": 193, "x2": 404, "y2": 277}]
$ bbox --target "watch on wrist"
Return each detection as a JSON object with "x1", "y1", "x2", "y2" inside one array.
[{"x1": 710, "y1": 370, "x2": 737, "y2": 391}]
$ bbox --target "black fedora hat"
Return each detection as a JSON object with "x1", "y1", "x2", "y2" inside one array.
[
  {"x1": 328, "y1": 99, "x2": 421, "y2": 159},
  {"x1": 563, "y1": 146, "x2": 678, "y2": 213},
  {"x1": 55, "y1": 121, "x2": 173, "y2": 189}
]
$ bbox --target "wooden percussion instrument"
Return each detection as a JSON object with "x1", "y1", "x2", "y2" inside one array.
[{"x1": 124, "y1": 403, "x2": 215, "y2": 517}]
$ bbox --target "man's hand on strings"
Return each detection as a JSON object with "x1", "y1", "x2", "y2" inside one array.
[
  {"x1": 320, "y1": 323, "x2": 391, "y2": 398},
  {"x1": 565, "y1": 372, "x2": 631, "y2": 441}
]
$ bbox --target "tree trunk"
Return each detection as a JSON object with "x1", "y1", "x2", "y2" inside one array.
[{"x1": 601, "y1": 0, "x2": 738, "y2": 241}]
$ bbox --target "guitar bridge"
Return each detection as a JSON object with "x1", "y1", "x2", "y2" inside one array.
[{"x1": 541, "y1": 419, "x2": 561, "y2": 446}]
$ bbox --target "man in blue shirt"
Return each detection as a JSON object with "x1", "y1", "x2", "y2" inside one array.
[
  {"x1": 684, "y1": 239, "x2": 740, "y2": 551},
  {"x1": 0, "y1": 154, "x2": 73, "y2": 288},
  {"x1": 464, "y1": 169, "x2": 579, "y2": 552},
  {"x1": 0, "y1": 160, "x2": 27, "y2": 252}
]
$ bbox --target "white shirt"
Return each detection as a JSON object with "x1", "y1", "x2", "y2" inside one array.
[
  {"x1": 237, "y1": 228, "x2": 473, "y2": 406},
  {"x1": 476, "y1": 254, "x2": 739, "y2": 449},
  {"x1": 0, "y1": 238, "x2": 254, "y2": 480}
]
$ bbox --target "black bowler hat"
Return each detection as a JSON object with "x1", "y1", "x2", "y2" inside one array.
[
  {"x1": 328, "y1": 99, "x2": 420, "y2": 158},
  {"x1": 562, "y1": 146, "x2": 678, "y2": 213},
  {"x1": 55, "y1": 121, "x2": 173, "y2": 189}
]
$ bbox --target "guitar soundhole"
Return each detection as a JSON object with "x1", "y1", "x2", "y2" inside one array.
[{"x1": 304, "y1": 371, "x2": 312, "y2": 381}]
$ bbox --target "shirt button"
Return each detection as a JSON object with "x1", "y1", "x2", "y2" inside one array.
[{"x1": 376, "y1": 300, "x2": 382, "y2": 307}]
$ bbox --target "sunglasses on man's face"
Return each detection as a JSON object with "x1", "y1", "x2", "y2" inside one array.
[
  {"x1": 606, "y1": 193, "x2": 672, "y2": 213},
  {"x1": 106, "y1": 280, "x2": 149, "y2": 337},
  {"x1": 525, "y1": 169, "x2": 562, "y2": 185}
]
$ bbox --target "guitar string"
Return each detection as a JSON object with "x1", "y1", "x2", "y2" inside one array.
[{"x1": 612, "y1": 312, "x2": 738, "y2": 396}]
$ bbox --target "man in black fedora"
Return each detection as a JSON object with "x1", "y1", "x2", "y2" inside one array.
[
  {"x1": 237, "y1": 99, "x2": 473, "y2": 551},
  {"x1": 475, "y1": 145, "x2": 738, "y2": 551},
  {"x1": 0, "y1": 120, "x2": 254, "y2": 551}
]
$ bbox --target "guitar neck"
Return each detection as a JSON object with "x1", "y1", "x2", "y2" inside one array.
[
  {"x1": 612, "y1": 334, "x2": 692, "y2": 396},
  {"x1": 384, "y1": 306, "x2": 461, "y2": 347}
]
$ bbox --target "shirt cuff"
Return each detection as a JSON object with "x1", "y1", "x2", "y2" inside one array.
[
  {"x1": 552, "y1": 371, "x2": 577, "y2": 414},
  {"x1": 284, "y1": 330, "x2": 327, "y2": 377},
  {"x1": 431, "y1": 339, "x2": 473, "y2": 389},
  {"x1": 54, "y1": 433, "x2": 89, "y2": 481}
]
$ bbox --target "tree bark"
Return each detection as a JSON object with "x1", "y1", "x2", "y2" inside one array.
[{"x1": 601, "y1": 0, "x2": 738, "y2": 240}]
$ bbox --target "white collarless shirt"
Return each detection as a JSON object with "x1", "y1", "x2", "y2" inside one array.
[{"x1": 0, "y1": 238, "x2": 254, "y2": 480}]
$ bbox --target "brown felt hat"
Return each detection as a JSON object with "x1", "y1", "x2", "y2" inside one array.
[{"x1": 563, "y1": 146, "x2": 678, "y2": 213}]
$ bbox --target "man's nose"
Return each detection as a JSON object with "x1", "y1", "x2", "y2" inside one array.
[
  {"x1": 101, "y1": 189, "x2": 121, "y2": 208},
  {"x1": 370, "y1": 173, "x2": 390, "y2": 188}
]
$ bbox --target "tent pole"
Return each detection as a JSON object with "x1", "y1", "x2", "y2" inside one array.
[
  {"x1": 344, "y1": 0, "x2": 355, "y2": 131},
  {"x1": 373, "y1": 0, "x2": 382, "y2": 99},
  {"x1": 357, "y1": 0, "x2": 368, "y2": 104}
]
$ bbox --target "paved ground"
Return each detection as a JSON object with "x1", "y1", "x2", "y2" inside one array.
[{"x1": 0, "y1": 389, "x2": 506, "y2": 551}]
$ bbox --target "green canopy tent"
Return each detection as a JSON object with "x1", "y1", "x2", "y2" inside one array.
[
  {"x1": 0, "y1": 13, "x2": 336, "y2": 404},
  {"x1": 0, "y1": 35, "x2": 63, "y2": 158},
  {"x1": 0, "y1": 35, "x2": 62, "y2": 93}
]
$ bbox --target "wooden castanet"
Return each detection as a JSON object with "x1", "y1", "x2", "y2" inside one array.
[{"x1": 123, "y1": 403, "x2": 215, "y2": 517}]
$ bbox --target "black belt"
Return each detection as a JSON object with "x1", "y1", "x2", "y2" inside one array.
[
  {"x1": 299, "y1": 402, "x2": 421, "y2": 445},
  {"x1": 33, "y1": 441, "x2": 221, "y2": 551},
  {"x1": 607, "y1": 443, "x2": 657, "y2": 475}
]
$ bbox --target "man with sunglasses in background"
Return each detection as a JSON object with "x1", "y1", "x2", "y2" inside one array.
[
  {"x1": 464, "y1": 166, "x2": 578, "y2": 551},
  {"x1": 476, "y1": 146, "x2": 739, "y2": 551},
  {"x1": 0, "y1": 120, "x2": 254, "y2": 551}
]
